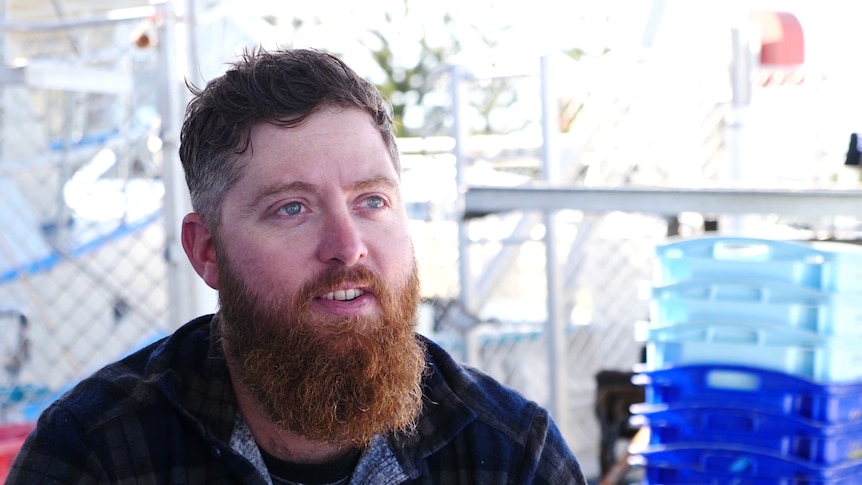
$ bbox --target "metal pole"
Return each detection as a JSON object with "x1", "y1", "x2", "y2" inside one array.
[
  {"x1": 540, "y1": 54, "x2": 568, "y2": 434},
  {"x1": 157, "y1": 1, "x2": 207, "y2": 328},
  {"x1": 465, "y1": 185, "x2": 862, "y2": 218},
  {"x1": 183, "y1": 0, "x2": 204, "y2": 88},
  {"x1": 0, "y1": 0, "x2": 7, "y2": 164},
  {"x1": 728, "y1": 10, "x2": 756, "y2": 236},
  {"x1": 450, "y1": 64, "x2": 479, "y2": 365}
]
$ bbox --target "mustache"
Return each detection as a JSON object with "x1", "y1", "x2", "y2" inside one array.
[{"x1": 296, "y1": 264, "x2": 387, "y2": 303}]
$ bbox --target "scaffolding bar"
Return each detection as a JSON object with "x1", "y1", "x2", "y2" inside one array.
[{"x1": 464, "y1": 186, "x2": 862, "y2": 218}]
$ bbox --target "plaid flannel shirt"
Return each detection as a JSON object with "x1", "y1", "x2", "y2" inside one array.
[{"x1": 8, "y1": 315, "x2": 586, "y2": 484}]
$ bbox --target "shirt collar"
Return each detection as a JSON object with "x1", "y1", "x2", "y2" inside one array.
[
  {"x1": 383, "y1": 336, "x2": 477, "y2": 478},
  {"x1": 148, "y1": 314, "x2": 238, "y2": 443}
]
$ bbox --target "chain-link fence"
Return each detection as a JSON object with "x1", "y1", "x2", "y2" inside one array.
[
  {"x1": 0, "y1": 6, "x2": 170, "y2": 422},
  {"x1": 0, "y1": 0, "x2": 278, "y2": 424},
  {"x1": 413, "y1": 207, "x2": 667, "y2": 475}
]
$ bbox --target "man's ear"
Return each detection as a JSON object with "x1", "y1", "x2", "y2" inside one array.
[{"x1": 181, "y1": 213, "x2": 220, "y2": 289}]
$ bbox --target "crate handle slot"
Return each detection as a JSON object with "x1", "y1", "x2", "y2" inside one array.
[
  {"x1": 705, "y1": 369, "x2": 761, "y2": 391},
  {"x1": 658, "y1": 236, "x2": 819, "y2": 262},
  {"x1": 705, "y1": 326, "x2": 763, "y2": 344},
  {"x1": 703, "y1": 411, "x2": 757, "y2": 431},
  {"x1": 713, "y1": 241, "x2": 771, "y2": 261}
]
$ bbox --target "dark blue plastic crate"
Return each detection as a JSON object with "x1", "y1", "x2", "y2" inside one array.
[
  {"x1": 634, "y1": 445, "x2": 862, "y2": 484},
  {"x1": 643, "y1": 463, "x2": 861, "y2": 485},
  {"x1": 632, "y1": 364, "x2": 862, "y2": 424},
  {"x1": 631, "y1": 404, "x2": 862, "y2": 465}
]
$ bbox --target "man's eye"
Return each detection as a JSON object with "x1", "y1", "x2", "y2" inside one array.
[
  {"x1": 364, "y1": 196, "x2": 385, "y2": 209},
  {"x1": 278, "y1": 201, "x2": 303, "y2": 216}
]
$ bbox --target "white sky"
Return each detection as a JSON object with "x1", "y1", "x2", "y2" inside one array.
[
  {"x1": 228, "y1": 0, "x2": 862, "y2": 150},
  {"x1": 234, "y1": 0, "x2": 862, "y2": 74}
]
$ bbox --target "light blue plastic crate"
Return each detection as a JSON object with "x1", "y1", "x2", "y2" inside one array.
[
  {"x1": 644, "y1": 320, "x2": 862, "y2": 383},
  {"x1": 651, "y1": 280, "x2": 862, "y2": 338},
  {"x1": 654, "y1": 237, "x2": 862, "y2": 293}
]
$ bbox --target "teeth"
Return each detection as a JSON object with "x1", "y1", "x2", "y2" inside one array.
[{"x1": 323, "y1": 289, "x2": 364, "y2": 301}]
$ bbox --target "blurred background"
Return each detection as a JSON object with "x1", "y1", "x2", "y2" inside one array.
[{"x1": 0, "y1": 0, "x2": 861, "y2": 481}]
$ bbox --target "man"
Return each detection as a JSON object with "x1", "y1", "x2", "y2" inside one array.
[{"x1": 9, "y1": 47, "x2": 586, "y2": 484}]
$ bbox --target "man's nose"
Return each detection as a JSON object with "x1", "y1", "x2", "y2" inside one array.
[{"x1": 316, "y1": 211, "x2": 368, "y2": 266}]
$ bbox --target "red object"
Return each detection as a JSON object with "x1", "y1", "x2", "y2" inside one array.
[
  {"x1": 755, "y1": 10, "x2": 805, "y2": 66},
  {"x1": 0, "y1": 422, "x2": 35, "y2": 481}
]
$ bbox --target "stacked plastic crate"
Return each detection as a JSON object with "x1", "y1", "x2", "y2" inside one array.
[{"x1": 630, "y1": 236, "x2": 862, "y2": 484}]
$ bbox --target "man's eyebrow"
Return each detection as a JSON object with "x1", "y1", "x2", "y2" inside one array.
[
  {"x1": 352, "y1": 175, "x2": 400, "y2": 193},
  {"x1": 251, "y1": 181, "x2": 317, "y2": 208},
  {"x1": 250, "y1": 176, "x2": 400, "y2": 208}
]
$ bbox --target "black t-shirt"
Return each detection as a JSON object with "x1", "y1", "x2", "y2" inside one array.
[{"x1": 261, "y1": 448, "x2": 361, "y2": 485}]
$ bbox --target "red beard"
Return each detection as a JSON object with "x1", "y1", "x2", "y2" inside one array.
[{"x1": 217, "y1": 256, "x2": 426, "y2": 446}]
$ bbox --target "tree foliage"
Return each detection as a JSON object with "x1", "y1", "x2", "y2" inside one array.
[{"x1": 361, "y1": 5, "x2": 461, "y2": 137}]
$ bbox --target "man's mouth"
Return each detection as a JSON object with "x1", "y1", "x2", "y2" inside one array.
[{"x1": 321, "y1": 288, "x2": 365, "y2": 301}]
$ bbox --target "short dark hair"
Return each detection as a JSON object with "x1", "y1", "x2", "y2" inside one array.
[{"x1": 179, "y1": 47, "x2": 399, "y2": 228}]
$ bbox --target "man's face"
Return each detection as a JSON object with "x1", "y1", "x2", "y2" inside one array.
[{"x1": 212, "y1": 107, "x2": 425, "y2": 444}]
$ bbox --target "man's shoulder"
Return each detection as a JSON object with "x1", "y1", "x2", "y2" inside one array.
[
  {"x1": 47, "y1": 315, "x2": 215, "y2": 429},
  {"x1": 407, "y1": 336, "x2": 584, "y2": 483},
  {"x1": 7, "y1": 315, "x2": 246, "y2": 484},
  {"x1": 420, "y1": 335, "x2": 544, "y2": 438}
]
